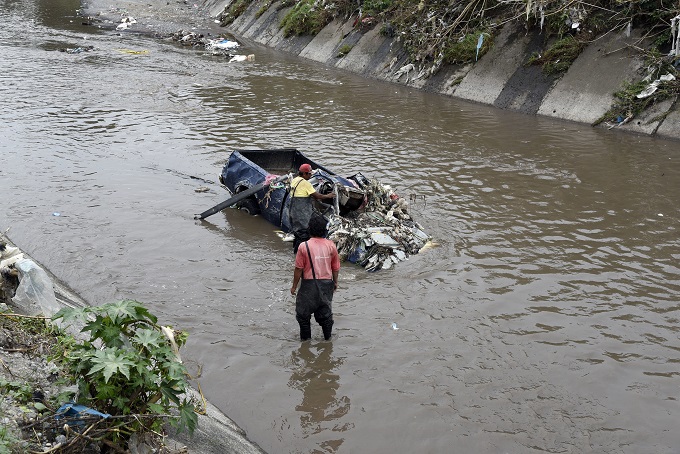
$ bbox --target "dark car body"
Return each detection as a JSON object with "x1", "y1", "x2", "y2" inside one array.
[{"x1": 219, "y1": 148, "x2": 366, "y2": 232}]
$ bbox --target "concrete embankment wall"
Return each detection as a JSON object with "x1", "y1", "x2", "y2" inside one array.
[{"x1": 202, "y1": 0, "x2": 680, "y2": 142}]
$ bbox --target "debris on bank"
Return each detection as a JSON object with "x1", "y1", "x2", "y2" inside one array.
[
  {"x1": 0, "y1": 242, "x2": 60, "y2": 317},
  {"x1": 169, "y1": 30, "x2": 254, "y2": 62},
  {"x1": 116, "y1": 15, "x2": 137, "y2": 30},
  {"x1": 327, "y1": 179, "x2": 431, "y2": 272}
]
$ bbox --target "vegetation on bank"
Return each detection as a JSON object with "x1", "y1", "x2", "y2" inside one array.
[
  {"x1": 0, "y1": 300, "x2": 196, "y2": 453},
  {"x1": 218, "y1": 0, "x2": 679, "y2": 124}
]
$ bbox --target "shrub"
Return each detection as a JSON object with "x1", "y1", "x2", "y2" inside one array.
[
  {"x1": 362, "y1": 0, "x2": 394, "y2": 16},
  {"x1": 53, "y1": 300, "x2": 197, "y2": 448},
  {"x1": 280, "y1": 0, "x2": 336, "y2": 37}
]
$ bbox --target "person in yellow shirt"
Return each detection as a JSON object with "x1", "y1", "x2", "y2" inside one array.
[{"x1": 289, "y1": 163, "x2": 335, "y2": 253}]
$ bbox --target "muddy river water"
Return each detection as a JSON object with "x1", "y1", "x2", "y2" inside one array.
[{"x1": 2, "y1": 0, "x2": 680, "y2": 452}]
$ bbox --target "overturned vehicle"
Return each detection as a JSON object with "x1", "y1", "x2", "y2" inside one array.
[{"x1": 196, "y1": 148, "x2": 430, "y2": 271}]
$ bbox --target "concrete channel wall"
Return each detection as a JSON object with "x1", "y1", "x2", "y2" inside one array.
[{"x1": 203, "y1": 0, "x2": 680, "y2": 142}]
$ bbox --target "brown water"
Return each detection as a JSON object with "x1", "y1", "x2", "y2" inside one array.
[{"x1": 2, "y1": 1, "x2": 680, "y2": 452}]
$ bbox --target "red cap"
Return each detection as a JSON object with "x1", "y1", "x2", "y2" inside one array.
[{"x1": 299, "y1": 163, "x2": 312, "y2": 173}]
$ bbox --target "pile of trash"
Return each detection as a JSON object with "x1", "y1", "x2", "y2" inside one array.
[
  {"x1": 327, "y1": 180, "x2": 431, "y2": 272},
  {"x1": 168, "y1": 30, "x2": 254, "y2": 62}
]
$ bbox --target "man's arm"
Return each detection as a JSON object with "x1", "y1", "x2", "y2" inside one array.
[
  {"x1": 332, "y1": 270, "x2": 339, "y2": 290},
  {"x1": 311, "y1": 191, "x2": 334, "y2": 200},
  {"x1": 291, "y1": 267, "x2": 303, "y2": 295}
]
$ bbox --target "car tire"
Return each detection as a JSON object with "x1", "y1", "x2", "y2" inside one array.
[{"x1": 239, "y1": 198, "x2": 260, "y2": 215}]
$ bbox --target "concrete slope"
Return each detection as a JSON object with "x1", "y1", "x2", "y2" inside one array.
[
  {"x1": 537, "y1": 30, "x2": 644, "y2": 124},
  {"x1": 454, "y1": 24, "x2": 536, "y2": 106}
]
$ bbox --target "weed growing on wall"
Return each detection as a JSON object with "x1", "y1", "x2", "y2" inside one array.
[
  {"x1": 280, "y1": 0, "x2": 337, "y2": 36},
  {"x1": 219, "y1": 0, "x2": 255, "y2": 26},
  {"x1": 595, "y1": 53, "x2": 680, "y2": 126},
  {"x1": 527, "y1": 36, "x2": 587, "y2": 74}
]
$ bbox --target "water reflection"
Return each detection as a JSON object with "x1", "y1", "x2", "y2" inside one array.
[{"x1": 288, "y1": 342, "x2": 350, "y2": 452}]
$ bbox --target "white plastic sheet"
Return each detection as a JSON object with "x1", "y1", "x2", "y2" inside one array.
[{"x1": 11, "y1": 259, "x2": 60, "y2": 316}]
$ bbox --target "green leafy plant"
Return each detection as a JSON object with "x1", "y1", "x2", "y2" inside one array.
[
  {"x1": 53, "y1": 300, "x2": 197, "y2": 447},
  {"x1": 0, "y1": 425, "x2": 21, "y2": 454},
  {"x1": 0, "y1": 378, "x2": 33, "y2": 404}
]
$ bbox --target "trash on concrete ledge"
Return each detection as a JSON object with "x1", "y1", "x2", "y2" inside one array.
[{"x1": 636, "y1": 73, "x2": 676, "y2": 99}]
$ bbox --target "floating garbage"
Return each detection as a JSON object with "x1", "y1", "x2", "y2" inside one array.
[
  {"x1": 169, "y1": 31, "x2": 246, "y2": 60},
  {"x1": 116, "y1": 16, "x2": 137, "y2": 30},
  {"x1": 206, "y1": 39, "x2": 240, "y2": 51},
  {"x1": 116, "y1": 49, "x2": 150, "y2": 55},
  {"x1": 327, "y1": 178, "x2": 431, "y2": 272},
  {"x1": 52, "y1": 212, "x2": 61, "y2": 216},
  {"x1": 58, "y1": 46, "x2": 95, "y2": 54},
  {"x1": 229, "y1": 54, "x2": 255, "y2": 63},
  {"x1": 392, "y1": 322, "x2": 399, "y2": 330}
]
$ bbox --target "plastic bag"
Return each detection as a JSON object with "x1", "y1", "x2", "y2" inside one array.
[{"x1": 11, "y1": 259, "x2": 60, "y2": 316}]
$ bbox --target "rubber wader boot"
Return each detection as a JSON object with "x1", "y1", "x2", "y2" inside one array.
[
  {"x1": 299, "y1": 322, "x2": 312, "y2": 341},
  {"x1": 321, "y1": 319, "x2": 333, "y2": 340}
]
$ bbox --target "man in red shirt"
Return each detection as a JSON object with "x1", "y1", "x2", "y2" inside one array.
[{"x1": 290, "y1": 215, "x2": 340, "y2": 341}]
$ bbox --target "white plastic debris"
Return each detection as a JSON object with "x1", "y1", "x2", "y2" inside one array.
[
  {"x1": 671, "y1": 15, "x2": 680, "y2": 57},
  {"x1": 11, "y1": 259, "x2": 60, "y2": 317},
  {"x1": 394, "y1": 63, "x2": 415, "y2": 82},
  {"x1": 637, "y1": 74, "x2": 676, "y2": 99},
  {"x1": 116, "y1": 16, "x2": 137, "y2": 30},
  {"x1": 206, "y1": 39, "x2": 240, "y2": 51}
]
